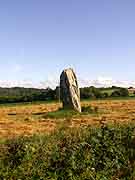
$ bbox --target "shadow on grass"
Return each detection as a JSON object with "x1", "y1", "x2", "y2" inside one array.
[{"x1": 41, "y1": 105, "x2": 99, "y2": 119}]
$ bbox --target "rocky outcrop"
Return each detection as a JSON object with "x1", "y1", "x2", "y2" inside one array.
[{"x1": 60, "y1": 68, "x2": 81, "y2": 112}]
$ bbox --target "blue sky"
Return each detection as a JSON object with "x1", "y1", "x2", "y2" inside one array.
[{"x1": 0, "y1": 0, "x2": 135, "y2": 87}]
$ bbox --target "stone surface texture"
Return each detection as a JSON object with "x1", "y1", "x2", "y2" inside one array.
[{"x1": 60, "y1": 68, "x2": 81, "y2": 112}]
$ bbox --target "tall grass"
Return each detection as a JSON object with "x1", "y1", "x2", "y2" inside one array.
[{"x1": 0, "y1": 123, "x2": 135, "y2": 179}]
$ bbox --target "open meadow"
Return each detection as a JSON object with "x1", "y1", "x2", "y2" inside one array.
[{"x1": 0, "y1": 98, "x2": 135, "y2": 140}]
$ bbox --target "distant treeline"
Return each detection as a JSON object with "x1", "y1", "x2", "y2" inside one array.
[
  {"x1": 0, "y1": 87, "x2": 56, "y2": 103},
  {"x1": 0, "y1": 86, "x2": 130, "y2": 104},
  {"x1": 80, "y1": 86, "x2": 129, "y2": 99}
]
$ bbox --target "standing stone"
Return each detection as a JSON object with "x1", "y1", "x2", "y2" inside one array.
[{"x1": 60, "y1": 68, "x2": 81, "y2": 112}]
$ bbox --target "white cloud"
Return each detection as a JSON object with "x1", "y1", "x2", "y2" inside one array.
[
  {"x1": 0, "y1": 76, "x2": 134, "y2": 89},
  {"x1": 79, "y1": 76, "x2": 135, "y2": 88},
  {"x1": 0, "y1": 80, "x2": 35, "y2": 88},
  {"x1": 39, "y1": 78, "x2": 59, "y2": 89}
]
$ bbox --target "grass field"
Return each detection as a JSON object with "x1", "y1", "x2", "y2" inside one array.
[
  {"x1": 1, "y1": 98, "x2": 135, "y2": 140},
  {"x1": 1, "y1": 99, "x2": 135, "y2": 179}
]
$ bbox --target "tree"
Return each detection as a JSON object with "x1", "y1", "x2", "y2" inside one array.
[
  {"x1": 119, "y1": 88, "x2": 129, "y2": 97},
  {"x1": 111, "y1": 91, "x2": 121, "y2": 97},
  {"x1": 111, "y1": 88, "x2": 129, "y2": 97}
]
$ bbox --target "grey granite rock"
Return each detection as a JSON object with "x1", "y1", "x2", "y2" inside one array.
[{"x1": 60, "y1": 68, "x2": 81, "y2": 112}]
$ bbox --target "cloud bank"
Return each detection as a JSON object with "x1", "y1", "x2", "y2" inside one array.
[{"x1": 0, "y1": 76, "x2": 135, "y2": 89}]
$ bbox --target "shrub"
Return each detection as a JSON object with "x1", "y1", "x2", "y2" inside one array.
[
  {"x1": 119, "y1": 88, "x2": 129, "y2": 96},
  {"x1": 111, "y1": 90, "x2": 121, "y2": 97},
  {"x1": 0, "y1": 124, "x2": 135, "y2": 179},
  {"x1": 111, "y1": 88, "x2": 129, "y2": 97}
]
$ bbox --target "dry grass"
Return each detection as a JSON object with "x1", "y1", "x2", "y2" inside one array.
[{"x1": 0, "y1": 99, "x2": 135, "y2": 139}]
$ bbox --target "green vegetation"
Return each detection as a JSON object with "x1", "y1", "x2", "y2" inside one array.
[
  {"x1": 80, "y1": 86, "x2": 129, "y2": 99},
  {"x1": 0, "y1": 124, "x2": 135, "y2": 179},
  {"x1": 111, "y1": 88, "x2": 129, "y2": 97},
  {"x1": 41, "y1": 105, "x2": 99, "y2": 119},
  {"x1": 0, "y1": 87, "x2": 56, "y2": 104},
  {"x1": 42, "y1": 109, "x2": 79, "y2": 119},
  {"x1": 0, "y1": 86, "x2": 131, "y2": 104}
]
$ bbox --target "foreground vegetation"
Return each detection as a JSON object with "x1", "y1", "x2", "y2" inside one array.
[
  {"x1": 1, "y1": 99, "x2": 135, "y2": 179},
  {"x1": 0, "y1": 123, "x2": 135, "y2": 179}
]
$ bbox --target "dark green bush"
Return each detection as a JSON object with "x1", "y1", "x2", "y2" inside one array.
[
  {"x1": 111, "y1": 88, "x2": 129, "y2": 97},
  {"x1": 0, "y1": 124, "x2": 135, "y2": 179}
]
